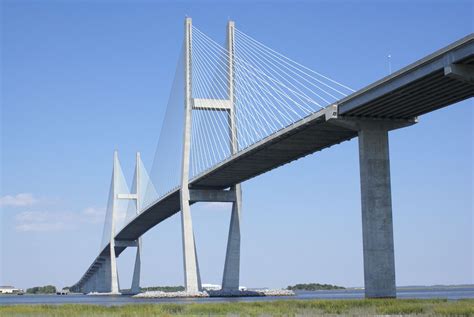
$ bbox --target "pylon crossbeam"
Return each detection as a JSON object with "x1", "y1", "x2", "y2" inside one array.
[
  {"x1": 117, "y1": 193, "x2": 138, "y2": 200},
  {"x1": 192, "y1": 98, "x2": 232, "y2": 111}
]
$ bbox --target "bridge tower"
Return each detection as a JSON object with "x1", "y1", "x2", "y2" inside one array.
[
  {"x1": 130, "y1": 152, "x2": 143, "y2": 294},
  {"x1": 83, "y1": 151, "x2": 144, "y2": 295},
  {"x1": 96, "y1": 150, "x2": 122, "y2": 294},
  {"x1": 180, "y1": 17, "x2": 243, "y2": 292},
  {"x1": 115, "y1": 152, "x2": 146, "y2": 294},
  {"x1": 221, "y1": 20, "x2": 242, "y2": 292}
]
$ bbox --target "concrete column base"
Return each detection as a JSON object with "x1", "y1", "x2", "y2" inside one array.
[
  {"x1": 358, "y1": 126, "x2": 396, "y2": 298},
  {"x1": 222, "y1": 184, "x2": 242, "y2": 291},
  {"x1": 180, "y1": 189, "x2": 202, "y2": 293},
  {"x1": 131, "y1": 238, "x2": 142, "y2": 294}
]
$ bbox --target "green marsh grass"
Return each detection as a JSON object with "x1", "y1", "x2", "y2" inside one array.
[{"x1": 0, "y1": 298, "x2": 472, "y2": 316}]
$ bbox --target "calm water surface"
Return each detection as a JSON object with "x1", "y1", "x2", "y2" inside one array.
[{"x1": 1, "y1": 287, "x2": 473, "y2": 306}]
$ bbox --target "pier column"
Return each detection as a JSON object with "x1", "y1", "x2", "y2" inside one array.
[
  {"x1": 358, "y1": 125, "x2": 396, "y2": 298},
  {"x1": 109, "y1": 243, "x2": 120, "y2": 293},
  {"x1": 131, "y1": 238, "x2": 142, "y2": 294},
  {"x1": 98, "y1": 253, "x2": 119, "y2": 293},
  {"x1": 130, "y1": 152, "x2": 143, "y2": 294},
  {"x1": 180, "y1": 17, "x2": 202, "y2": 293},
  {"x1": 221, "y1": 20, "x2": 243, "y2": 292},
  {"x1": 222, "y1": 184, "x2": 242, "y2": 290}
]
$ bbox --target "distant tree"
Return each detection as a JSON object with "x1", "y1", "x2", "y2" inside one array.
[
  {"x1": 140, "y1": 286, "x2": 185, "y2": 292},
  {"x1": 287, "y1": 283, "x2": 345, "y2": 291},
  {"x1": 26, "y1": 285, "x2": 57, "y2": 294}
]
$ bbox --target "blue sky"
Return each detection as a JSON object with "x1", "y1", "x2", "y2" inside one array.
[{"x1": 1, "y1": 0, "x2": 472, "y2": 290}]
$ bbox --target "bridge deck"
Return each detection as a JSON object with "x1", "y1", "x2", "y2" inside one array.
[
  {"x1": 73, "y1": 34, "x2": 473, "y2": 290},
  {"x1": 338, "y1": 33, "x2": 473, "y2": 118}
]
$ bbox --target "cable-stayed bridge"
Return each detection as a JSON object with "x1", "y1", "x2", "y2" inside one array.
[{"x1": 70, "y1": 18, "x2": 474, "y2": 298}]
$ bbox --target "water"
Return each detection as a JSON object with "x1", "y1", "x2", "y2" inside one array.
[{"x1": 1, "y1": 287, "x2": 473, "y2": 306}]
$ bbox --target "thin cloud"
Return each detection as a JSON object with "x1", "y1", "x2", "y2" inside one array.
[
  {"x1": 82, "y1": 207, "x2": 106, "y2": 224},
  {"x1": 0, "y1": 193, "x2": 38, "y2": 207},
  {"x1": 15, "y1": 211, "x2": 73, "y2": 232},
  {"x1": 15, "y1": 207, "x2": 106, "y2": 232}
]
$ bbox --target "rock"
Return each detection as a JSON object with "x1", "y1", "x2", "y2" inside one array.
[
  {"x1": 260, "y1": 289, "x2": 295, "y2": 296},
  {"x1": 132, "y1": 288, "x2": 295, "y2": 298},
  {"x1": 133, "y1": 291, "x2": 209, "y2": 298},
  {"x1": 87, "y1": 292, "x2": 121, "y2": 296},
  {"x1": 207, "y1": 289, "x2": 264, "y2": 297}
]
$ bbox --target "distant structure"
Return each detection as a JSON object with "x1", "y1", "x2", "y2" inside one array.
[
  {"x1": 70, "y1": 18, "x2": 474, "y2": 299},
  {"x1": 56, "y1": 288, "x2": 70, "y2": 295},
  {"x1": 0, "y1": 286, "x2": 23, "y2": 294}
]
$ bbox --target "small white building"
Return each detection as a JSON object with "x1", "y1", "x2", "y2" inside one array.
[
  {"x1": 0, "y1": 286, "x2": 23, "y2": 294},
  {"x1": 56, "y1": 288, "x2": 70, "y2": 295}
]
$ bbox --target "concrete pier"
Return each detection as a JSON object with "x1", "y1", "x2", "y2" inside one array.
[
  {"x1": 180, "y1": 17, "x2": 202, "y2": 293},
  {"x1": 358, "y1": 126, "x2": 396, "y2": 298},
  {"x1": 222, "y1": 184, "x2": 242, "y2": 290},
  {"x1": 131, "y1": 238, "x2": 142, "y2": 294}
]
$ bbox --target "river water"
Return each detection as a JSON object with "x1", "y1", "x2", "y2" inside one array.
[{"x1": 1, "y1": 287, "x2": 473, "y2": 306}]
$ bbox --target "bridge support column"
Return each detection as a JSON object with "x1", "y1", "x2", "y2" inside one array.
[
  {"x1": 330, "y1": 116, "x2": 416, "y2": 298},
  {"x1": 221, "y1": 20, "x2": 243, "y2": 292},
  {"x1": 358, "y1": 125, "x2": 396, "y2": 298},
  {"x1": 109, "y1": 245, "x2": 120, "y2": 294},
  {"x1": 116, "y1": 152, "x2": 145, "y2": 295},
  {"x1": 180, "y1": 196, "x2": 202, "y2": 292},
  {"x1": 222, "y1": 184, "x2": 242, "y2": 291},
  {"x1": 180, "y1": 17, "x2": 202, "y2": 293},
  {"x1": 179, "y1": 18, "x2": 242, "y2": 293},
  {"x1": 98, "y1": 255, "x2": 119, "y2": 293},
  {"x1": 102, "y1": 151, "x2": 121, "y2": 294},
  {"x1": 131, "y1": 238, "x2": 142, "y2": 294},
  {"x1": 189, "y1": 187, "x2": 241, "y2": 291}
]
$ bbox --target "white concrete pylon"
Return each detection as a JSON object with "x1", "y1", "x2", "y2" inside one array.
[
  {"x1": 180, "y1": 16, "x2": 202, "y2": 293},
  {"x1": 94, "y1": 150, "x2": 127, "y2": 294},
  {"x1": 108, "y1": 150, "x2": 121, "y2": 294},
  {"x1": 131, "y1": 152, "x2": 142, "y2": 294},
  {"x1": 115, "y1": 152, "x2": 145, "y2": 294},
  {"x1": 183, "y1": 18, "x2": 243, "y2": 292},
  {"x1": 222, "y1": 20, "x2": 243, "y2": 291}
]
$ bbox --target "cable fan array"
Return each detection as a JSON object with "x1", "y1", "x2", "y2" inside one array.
[
  {"x1": 96, "y1": 24, "x2": 355, "y2": 256},
  {"x1": 142, "y1": 25, "x2": 355, "y2": 212},
  {"x1": 189, "y1": 26, "x2": 354, "y2": 178}
]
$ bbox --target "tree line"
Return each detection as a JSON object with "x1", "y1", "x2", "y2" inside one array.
[
  {"x1": 140, "y1": 286, "x2": 185, "y2": 292},
  {"x1": 26, "y1": 285, "x2": 57, "y2": 294},
  {"x1": 287, "y1": 283, "x2": 345, "y2": 291}
]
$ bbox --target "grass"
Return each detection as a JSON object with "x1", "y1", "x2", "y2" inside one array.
[{"x1": 0, "y1": 298, "x2": 473, "y2": 316}]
